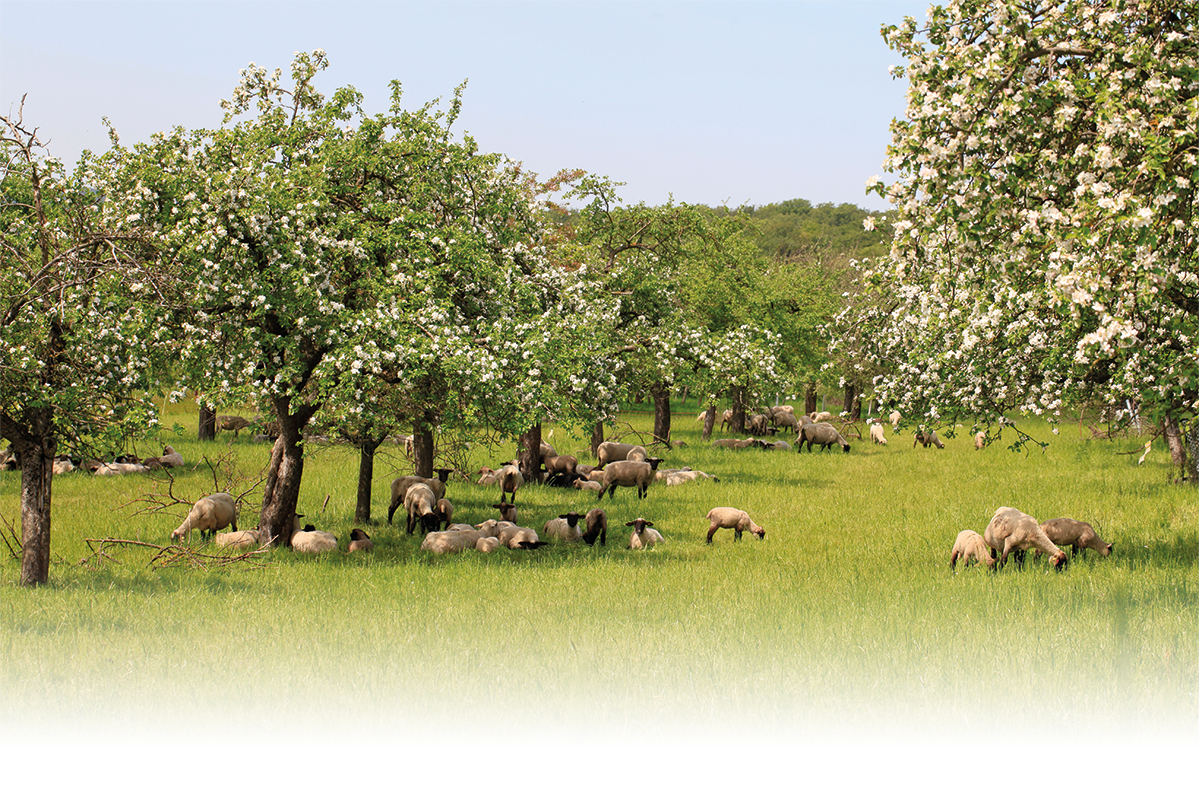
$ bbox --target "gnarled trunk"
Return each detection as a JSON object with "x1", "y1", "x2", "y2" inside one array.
[
  {"x1": 518, "y1": 422, "x2": 543, "y2": 484},
  {"x1": 730, "y1": 387, "x2": 747, "y2": 434},
  {"x1": 259, "y1": 398, "x2": 314, "y2": 548},
  {"x1": 843, "y1": 381, "x2": 859, "y2": 421},
  {"x1": 1164, "y1": 413, "x2": 1185, "y2": 469},
  {"x1": 198, "y1": 403, "x2": 216, "y2": 441},
  {"x1": 701, "y1": 405, "x2": 716, "y2": 441},
  {"x1": 10, "y1": 408, "x2": 56, "y2": 586},
  {"x1": 805, "y1": 384, "x2": 817, "y2": 415},
  {"x1": 590, "y1": 420, "x2": 604, "y2": 458}
]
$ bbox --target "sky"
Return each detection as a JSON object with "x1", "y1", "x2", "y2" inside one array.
[{"x1": 1, "y1": 0, "x2": 929, "y2": 212}]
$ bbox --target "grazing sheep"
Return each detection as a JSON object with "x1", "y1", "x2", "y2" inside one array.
[
  {"x1": 1039, "y1": 518, "x2": 1113, "y2": 557},
  {"x1": 773, "y1": 411, "x2": 799, "y2": 434},
  {"x1": 974, "y1": 431, "x2": 987, "y2": 450},
  {"x1": 719, "y1": 409, "x2": 734, "y2": 432},
  {"x1": 705, "y1": 506, "x2": 765, "y2": 544},
  {"x1": 492, "y1": 501, "x2": 519, "y2": 524},
  {"x1": 542, "y1": 512, "x2": 586, "y2": 543},
  {"x1": 949, "y1": 529, "x2": 995, "y2": 571},
  {"x1": 869, "y1": 424, "x2": 888, "y2": 445},
  {"x1": 348, "y1": 528, "x2": 374, "y2": 553},
  {"x1": 292, "y1": 527, "x2": 338, "y2": 554},
  {"x1": 626, "y1": 517, "x2": 664, "y2": 549},
  {"x1": 495, "y1": 461, "x2": 524, "y2": 503},
  {"x1": 386, "y1": 475, "x2": 447, "y2": 523},
  {"x1": 914, "y1": 429, "x2": 945, "y2": 449},
  {"x1": 543, "y1": 454, "x2": 579, "y2": 479},
  {"x1": 171, "y1": 492, "x2": 238, "y2": 542},
  {"x1": 599, "y1": 457, "x2": 664, "y2": 500},
  {"x1": 596, "y1": 441, "x2": 648, "y2": 468},
  {"x1": 583, "y1": 508, "x2": 607, "y2": 546},
  {"x1": 983, "y1": 506, "x2": 1068, "y2": 570},
  {"x1": 216, "y1": 415, "x2": 251, "y2": 439},
  {"x1": 797, "y1": 422, "x2": 850, "y2": 453},
  {"x1": 889, "y1": 410, "x2": 902, "y2": 427},
  {"x1": 404, "y1": 483, "x2": 441, "y2": 537}
]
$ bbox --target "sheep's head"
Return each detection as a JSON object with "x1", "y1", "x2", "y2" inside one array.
[
  {"x1": 559, "y1": 512, "x2": 584, "y2": 527},
  {"x1": 646, "y1": 457, "x2": 664, "y2": 470},
  {"x1": 1051, "y1": 551, "x2": 1069, "y2": 571},
  {"x1": 625, "y1": 518, "x2": 654, "y2": 533},
  {"x1": 841, "y1": 443, "x2": 851, "y2": 453},
  {"x1": 750, "y1": 523, "x2": 766, "y2": 540}
]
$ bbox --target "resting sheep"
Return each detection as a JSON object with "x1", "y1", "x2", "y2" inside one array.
[
  {"x1": 626, "y1": 517, "x2": 664, "y2": 550},
  {"x1": 949, "y1": 529, "x2": 995, "y2": 571},
  {"x1": 705, "y1": 506, "x2": 765, "y2": 544},
  {"x1": 869, "y1": 423, "x2": 888, "y2": 445},
  {"x1": 599, "y1": 457, "x2": 664, "y2": 500},
  {"x1": 1039, "y1": 518, "x2": 1113, "y2": 557},
  {"x1": 983, "y1": 506, "x2": 1068, "y2": 570},
  {"x1": 596, "y1": 441, "x2": 648, "y2": 468},
  {"x1": 292, "y1": 527, "x2": 338, "y2": 554},
  {"x1": 572, "y1": 477, "x2": 603, "y2": 493},
  {"x1": 171, "y1": 492, "x2": 237, "y2": 542},
  {"x1": 422, "y1": 525, "x2": 487, "y2": 554},
  {"x1": 797, "y1": 422, "x2": 850, "y2": 453},
  {"x1": 348, "y1": 528, "x2": 374, "y2": 553},
  {"x1": 542, "y1": 512, "x2": 586, "y2": 543}
]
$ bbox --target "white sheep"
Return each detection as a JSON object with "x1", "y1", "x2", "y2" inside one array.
[
  {"x1": 495, "y1": 461, "x2": 524, "y2": 503},
  {"x1": 292, "y1": 528, "x2": 338, "y2": 554},
  {"x1": 542, "y1": 512, "x2": 586, "y2": 543},
  {"x1": 436, "y1": 497, "x2": 454, "y2": 527},
  {"x1": 495, "y1": 522, "x2": 547, "y2": 550},
  {"x1": 812, "y1": 411, "x2": 833, "y2": 423},
  {"x1": 422, "y1": 525, "x2": 486, "y2": 554},
  {"x1": 171, "y1": 492, "x2": 238, "y2": 542},
  {"x1": 1039, "y1": 518, "x2": 1113, "y2": 557},
  {"x1": 626, "y1": 517, "x2": 664, "y2": 549},
  {"x1": 572, "y1": 477, "x2": 604, "y2": 493},
  {"x1": 983, "y1": 506, "x2": 1068, "y2": 570},
  {"x1": 596, "y1": 441, "x2": 647, "y2": 468},
  {"x1": 705, "y1": 506, "x2": 765, "y2": 544},
  {"x1": 869, "y1": 423, "x2": 888, "y2": 445},
  {"x1": 889, "y1": 410, "x2": 902, "y2": 427},
  {"x1": 404, "y1": 483, "x2": 441, "y2": 537},
  {"x1": 598, "y1": 457, "x2": 664, "y2": 500},
  {"x1": 95, "y1": 461, "x2": 150, "y2": 476},
  {"x1": 160, "y1": 445, "x2": 184, "y2": 468},
  {"x1": 387, "y1": 475, "x2": 446, "y2": 523},
  {"x1": 475, "y1": 536, "x2": 502, "y2": 553},
  {"x1": 913, "y1": 429, "x2": 945, "y2": 449},
  {"x1": 949, "y1": 529, "x2": 995, "y2": 571},
  {"x1": 974, "y1": 431, "x2": 987, "y2": 450},
  {"x1": 214, "y1": 527, "x2": 265, "y2": 550}
]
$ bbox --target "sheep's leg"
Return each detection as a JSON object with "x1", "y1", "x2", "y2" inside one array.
[
  {"x1": 706, "y1": 523, "x2": 719, "y2": 544},
  {"x1": 387, "y1": 496, "x2": 401, "y2": 524}
]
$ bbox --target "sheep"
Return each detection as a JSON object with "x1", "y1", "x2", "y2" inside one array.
[
  {"x1": 949, "y1": 529, "x2": 995, "y2": 571},
  {"x1": 913, "y1": 429, "x2": 945, "y2": 449},
  {"x1": 386, "y1": 475, "x2": 446, "y2": 523},
  {"x1": 404, "y1": 483, "x2": 441, "y2": 537},
  {"x1": 495, "y1": 461, "x2": 524, "y2": 503},
  {"x1": 583, "y1": 508, "x2": 607, "y2": 546},
  {"x1": 889, "y1": 410, "x2": 902, "y2": 427},
  {"x1": 52, "y1": 457, "x2": 76, "y2": 475},
  {"x1": 713, "y1": 438, "x2": 767, "y2": 450},
  {"x1": 475, "y1": 536, "x2": 502, "y2": 553},
  {"x1": 598, "y1": 457, "x2": 664, "y2": 500},
  {"x1": 495, "y1": 522, "x2": 549, "y2": 550},
  {"x1": 94, "y1": 461, "x2": 150, "y2": 476},
  {"x1": 596, "y1": 441, "x2": 648, "y2": 468},
  {"x1": 773, "y1": 411, "x2": 799, "y2": 434},
  {"x1": 477, "y1": 466, "x2": 499, "y2": 486},
  {"x1": 436, "y1": 497, "x2": 454, "y2": 527},
  {"x1": 983, "y1": 506, "x2": 1068, "y2": 570},
  {"x1": 572, "y1": 477, "x2": 604, "y2": 493},
  {"x1": 705, "y1": 506, "x2": 765, "y2": 544},
  {"x1": 216, "y1": 415, "x2": 251, "y2": 439},
  {"x1": 159, "y1": 445, "x2": 184, "y2": 468},
  {"x1": 797, "y1": 422, "x2": 850, "y2": 453},
  {"x1": 812, "y1": 411, "x2": 834, "y2": 423},
  {"x1": 719, "y1": 409, "x2": 734, "y2": 432},
  {"x1": 656, "y1": 467, "x2": 718, "y2": 486},
  {"x1": 215, "y1": 527, "x2": 265, "y2": 550},
  {"x1": 1039, "y1": 518, "x2": 1113, "y2": 557},
  {"x1": 171, "y1": 492, "x2": 237, "y2": 542},
  {"x1": 747, "y1": 414, "x2": 773, "y2": 436},
  {"x1": 422, "y1": 525, "x2": 487, "y2": 554},
  {"x1": 348, "y1": 528, "x2": 374, "y2": 553},
  {"x1": 542, "y1": 512, "x2": 586, "y2": 543},
  {"x1": 292, "y1": 527, "x2": 338, "y2": 554},
  {"x1": 869, "y1": 423, "x2": 888, "y2": 445},
  {"x1": 626, "y1": 517, "x2": 664, "y2": 549},
  {"x1": 974, "y1": 431, "x2": 987, "y2": 450},
  {"x1": 492, "y1": 501, "x2": 519, "y2": 524}
]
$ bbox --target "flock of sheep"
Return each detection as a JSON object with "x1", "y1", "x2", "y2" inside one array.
[{"x1": 951, "y1": 506, "x2": 1113, "y2": 572}]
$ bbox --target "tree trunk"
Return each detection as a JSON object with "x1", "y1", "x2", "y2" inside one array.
[
  {"x1": 198, "y1": 403, "x2": 216, "y2": 441},
  {"x1": 843, "y1": 381, "x2": 859, "y2": 420},
  {"x1": 1164, "y1": 413, "x2": 1185, "y2": 468},
  {"x1": 413, "y1": 412, "x2": 436, "y2": 478},
  {"x1": 10, "y1": 409, "x2": 55, "y2": 586},
  {"x1": 354, "y1": 437, "x2": 383, "y2": 524},
  {"x1": 701, "y1": 405, "x2": 716, "y2": 441},
  {"x1": 259, "y1": 398, "x2": 314, "y2": 548},
  {"x1": 805, "y1": 384, "x2": 817, "y2": 415},
  {"x1": 731, "y1": 388, "x2": 747, "y2": 434},
  {"x1": 518, "y1": 422, "x2": 543, "y2": 484},
  {"x1": 590, "y1": 420, "x2": 604, "y2": 458},
  {"x1": 652, "y1": 386, "x2": 671, "y2": 445}
]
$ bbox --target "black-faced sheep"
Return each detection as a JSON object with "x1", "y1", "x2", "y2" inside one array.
[
  {"x1": 404, "y1": 483, "x2": 442, "y2": 537},
  {"x1": 293, "y1": 527, "x2": 338, "y2": 554},
  {"x1": 387, "y1": 475, "x2": 446, "y2": 524},
  {"x1": 171, "y1": 492, "x2": 237, "y2": 542},
  {"x1": 1039, "y1": 518, "x2": 1113, "y2": 557},
  {"x1": 492, "y1": 500, "x2": 518, "y2": 524},
  {"x1": 599, "y1": 457, "x2": 664, "y2": 500},
  {"x1": 949, "y1": 529, "x2": 995, "y2": 571},
  {"x1": 705, "y1": 506, "x2": 765, "y2": 544},
  {"x1": 583, "y1": 508, "x2": 607, "y2": 546},
  {"x1": 797, "y1": 422, "x2": 850, "y2": 453},
  {"x1": 626, "y1": 517, "x2": 664, "y2": 549},
  {"x1": 436, "y1": 497, "x2": 454, "y2": 527},
  {"x1": 542, "y1": 512, "x2": 586, "y2": 543},
  {"x1": 983, "y1": 506, "x2": 1068, "y2": 570},
  {"x1": 495, "y1": 461, "x2": 524, "y2": 503},
  {"x1": 348, "y1": 528, "x2": 374, "y2": 553}
]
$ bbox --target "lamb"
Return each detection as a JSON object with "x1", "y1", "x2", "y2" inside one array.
[
  {"x1": 477, "y1": 466, "x2": 499, "y2": 486},
  {"x1": 598, "y1": 457, "x2": 664, "y2": 500},
  {"x1": 974, "y1": 431, "x2": 987, "y2": 450},
  {"x1": 983, "y1": 506, "x2": 1068, "y2": 570},
  {"x1": 596, "y1": 441, "x2": 648, "y2": 468},
  {"x1": 492, "y1": 501, "x2": 519, "y2": 524},
  {"x1": 495, "y1": 461, "x2": 524, "y2": 503},
  {"x1": 949, "y1": 529, "x2": 995, "y2": 571},
  {"x1": 159, "y1": 445, "x2": 184, "y2": 468},
  {"x1": 493, "y1": 522, "x2": 549, "y2": 550},
  {"x1": 869, "y1": 423, "x2": 888, "y2": 445},
  {"x1": 572, "y1": 477, "x2": 604, "y2": 493},
  {"x1": 475, "y1": 536, "x2": 503, "y2": 553},
  {"x1": 914, "y1": 429, "x2": 945, "y2": 449},
  {"x1": 386, "y1": 475, "x2": 447, "y2": 523},
  {"x1": 626, "y1": 517, "x2": 664, "y2": 549},
  {"x1": 404, "y1": 483, "x2": 442, "y2": 537},
  {"x1": 542, "y1": 512, "x2": 586, "y2": 543},
  {"x1": 705, "y1": 506, "x2": 765, "y2": 544},
  {"x1": 797, "y1": 422, "x2": 850, "y2": 453},
  {"x1": 348, "y1": 528, "x2": 374, "y2": 553},
  {"x1": 1039, "y1": 518, "x2": 1113, "y2": 557},
  {"x1": 171, "y1": 492, "x2": 238, "y2": 542},
  {"x1": 436, "y1": 497, "x2": 454, "y2": 527},
  {"x1": 888, "y1": 410, "x2": 902, "y2": 427},
  {"x1": 95, "y1": 461, "x2": 151, "y2": 476},
  {"x1": 583, "y1": 508, "x2": 607, "y2": 546},
  {"x1": 292, "y1": 527, "x2": 338, "y2": 554}
]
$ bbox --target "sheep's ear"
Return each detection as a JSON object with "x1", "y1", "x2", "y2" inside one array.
[{"x1": 625, "y1": 521, "x2": 636, "y2": 527}]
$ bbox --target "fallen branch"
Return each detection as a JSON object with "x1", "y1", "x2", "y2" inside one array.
[{"x1": 81, "y1": 537, "x2": 272, "y2": 571}]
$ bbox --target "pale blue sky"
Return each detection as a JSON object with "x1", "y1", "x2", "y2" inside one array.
[{"x1": 1, "y1": 1, "x2": 928, "y2": 211}]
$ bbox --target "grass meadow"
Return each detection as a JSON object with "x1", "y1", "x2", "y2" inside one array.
[{"x1": 1, "y1": 400, "x2": 1195, "y2": 794}]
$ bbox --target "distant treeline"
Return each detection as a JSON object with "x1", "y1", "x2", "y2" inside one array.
[{"x1": 710, "y1": 199, "x2": 891, "y2": 261}]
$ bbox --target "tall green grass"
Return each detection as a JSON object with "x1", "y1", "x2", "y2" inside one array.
[{"x1": 1, "y1": 404, "x2": 1195, "y2": 747}]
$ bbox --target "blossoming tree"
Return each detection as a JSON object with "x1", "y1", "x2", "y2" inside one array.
[{"x1": 843, "y1": 1, "x2": 1196, "y2": 462}]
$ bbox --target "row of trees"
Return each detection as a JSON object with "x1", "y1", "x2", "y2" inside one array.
[{"x1": 2, "y1": 52, "x2": 844, "y2": 585}]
